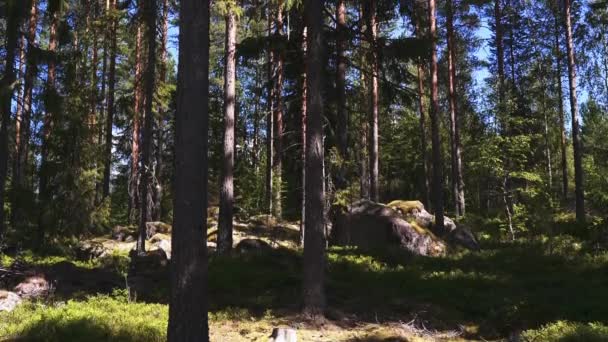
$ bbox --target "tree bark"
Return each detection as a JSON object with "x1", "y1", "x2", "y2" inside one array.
[
  {"x1": 303, "y1": 0, "x2": 326, "y2": 317},
  {"x1": 366, "y1": 0, "x2": 379, "y2": 203},
  {"x1": 414, "y1": 16, "x2": 431, "y2": 210},
  {"x1": 0, "y1": 2, "x2": 22, "y2": 237},
  {"x1": 137, "y1": 0, "x2": 157, "y2": 255},
  {"x1": 12, "y1": 0, "x2": 38, "y2": 227},
  {"x1": 167, "y1": 0, "x2": 210, "y2": 339},
  {"x1": 301, "y1": 26, "x2": 307, "y2": 247},
  {"x1": 554, "y1": 7, "x2": 568, "y2": 201},
  {"x1": 218, "y1": 9, "x2": 237, "y2": 255},
  {"x1": 103, "y1": 0, "x2": 118, "y2": 199},
  {"x1": 38, "y1": 2, "x2": 60, "y2": 243},
  {"x1": 494, "y1": 0, "x2": 505, "y2": 107},
  {"x1": 447, "y1": 0, "x2": 465, "y2": 217},
  {"x1": 428, "y1": 0, "x2": 444, "y2": 230},
  {"x1": 273, "y1": 0, "x2": 285, "y2": 219},
  {"x1": 266, "y1": 8, "x2": 275, "y2": 215},
  {"x1": 564, "y1": 0, "x2": 585, "y2": 223},
  {"x1": 129, "y1": 11, "x2": 144, "y2": 224},
  {"x1": 152, "y1": 0, "x2": 169, "y2": 221},
  {"x1": 335, "y1": 0, "x2": 348, "y2": 189}
]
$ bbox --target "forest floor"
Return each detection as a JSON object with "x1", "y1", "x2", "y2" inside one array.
[{"x1": 2, "y1": 214, "x2": 608, "y2": 341}]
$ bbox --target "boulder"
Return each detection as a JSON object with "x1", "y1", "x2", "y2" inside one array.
[
  {"x1": 330, "y1": 200, "x2": 446, "y2": 257},
  {"x1": 235, "y1": 238, "x2": 272, "y2": 254},
  {"x1": 14, "y1": 275, "x2": 51, "y2": 299},
  {"x1": 387, "y1": 200, "x2": 479, "y2": 251},
  {"x1": 150, "y1": 234, "x2": 172, "y2": 259},
  {"x1": 145, "y1": 221, "x2": 172, "y2": 239},
  {"x1": 111, "y1": 225, "x2": 137, "y2": 242},
  {"x1": 248, "y1": 214, "x2": 278, "y2": 228},
  {"x1": 270, "y1": 327, "x2": 297, "y2": 342},
  {"x1": 77, "y1": 238, "x2": 135, "y2": 259},
  {"x1": 0, "y1": 290, "x2": 21, "y2": 312}
]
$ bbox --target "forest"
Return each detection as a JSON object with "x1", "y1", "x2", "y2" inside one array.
[{"x1": 1, "y1": 0, "x2": 608, "y2": 341}]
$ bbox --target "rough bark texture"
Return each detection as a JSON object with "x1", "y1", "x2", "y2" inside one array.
[
  {"x1": 0, "y1": 2, "x2": 22, "y2": 237},
  {"x1": 414, "y1": 18, "x2": 431, "y2": 210},
  {"x1": 335, "y1": 0, "x2": 348, "y2": 189},
  {"x1": 12, "y1": 0, "x2": 38, "y2": 227},
  {"x1": 129, "y1": 14, "x2": 144, "y2": 224},
  {"x1": 37, "y1": 3, "x2": 59, "y2": 244},
  {"x1": 103, "y1": 0, "x2": 118, "y2": 199},
  {"x1": 137, "y1": 0, "x2": 157, "y2": 255},
  {"x1": 564, "y1": 0, "x2": 585, "y2": 223},
  {"x1": 273, "y1": 0, "x2": 285, "y2": 219},
  {"x1": 494, "y1": 0, "x2": 505, "y2": 105},
  {"x1": 554, "y1": 11, "x2": 568, "y2": 201},
  {"x1": 366, "y1": 0, "x2": 379, "y2": 203},
  {"x1": 428, "y1": 0, "x2": 444, "y2": 230},
  {"x1": 218, "y1": 10, "x2": 237, "y2": 255},
  {"x1": 303, "y1": 0, "x2": 326, "y2": 317},
  {"x1": 446, "y1": 0, "x2": 465, "y2": 217},
  {"x1": 266, "y1": 8, "x2": 275, "y2": 216},
  {"x1": 152, "y1": 0, "x2": 169, "y2": 221},
  {"x1": 301, "y1": 26, "x2": 307, "y2": 247},
  {"x1": 167, "y1": 0, "x2": 210, "y2": 339}
]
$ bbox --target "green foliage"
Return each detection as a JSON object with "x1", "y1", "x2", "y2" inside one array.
[
  {"x1": 522, "y1": 321, "x2": 608, "y2": 342},
  {"x1": 0, "y1": 296, "x2": 168, "y2": 342}
]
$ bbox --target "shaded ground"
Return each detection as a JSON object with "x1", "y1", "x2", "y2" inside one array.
[{"x1": 2, "y1": 220, "x2": 608, "y2": 341}]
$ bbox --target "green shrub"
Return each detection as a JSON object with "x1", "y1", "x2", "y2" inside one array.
[{"x1": 522, "y1": 321, "x2": 608, "y2": 342}]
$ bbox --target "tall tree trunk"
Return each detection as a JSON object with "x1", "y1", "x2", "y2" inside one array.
[
  {"x1": 0, "y1": 2, "x2": 22, "y2": 237},
  {"x1": 152, "y1": 0, "x2": 169, "y2": 221},
  {"x1": 494, "y1": 0, "x2": 505, "y2": 107},
  {"x1": 12, "y1": 0, "x2": 38, "y2": 227},
  {"x1": 167, "y1": 0, "x2": 210, "y2": 339},
  {"x1": 303, "y1": 0, "x2": 326, "y2": 317},
  {"x1": 301, "y1": 26, "x2": 307, "y2": 247},
  {"x1": 129, "y1": 16, "x2": 144, "y2": 224},
  {"x1": 366, "y1": 0, "x2": 379, "y2": 202},
  {"x1": 96, "y1": 1, "x2": 109, "y2": 204},
  {"x1": 266, "y1": 9, "x2": 275, "y2": 215},
  {"x1": 39, "y1": 3, "x2": 60, "y2": 244},
  {"x1": 218, "y1": 9, "x2": 237, "y2": 255},
  {"x1": 564, "y1": 0, "x2": 585, "y2": 223},
  {"x1": 89, "y1": 2, "x2": 99, "y2": 144},
  {"x1": 447, "y1": 0, "x2": 465, "y2": 217},
  {"x1": 273, "y1": 0, "x2": 284, "y2": 219},
  {"x1": 428, "y1": 0, "x2": 444, "y2": 230},
  {"x1": 103, "y1": 0, "x2": 118, "y2": 199},
  {"x1": 335, "y1": 0, "x2": 348, "y2": 189},
  {"x1": 416, "y1": 60, "x2": 431, "y2": 210},
  {"x1": 554, "y1": 8, "x2": 568, "y2": 201},
  {"x1": 137, "y1": 0, "x2": 157, "y2": 255}
]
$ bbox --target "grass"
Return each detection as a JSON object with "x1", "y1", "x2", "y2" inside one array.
[{"x1": 2, "y1": 233, "x2": 608, "y2": 341}]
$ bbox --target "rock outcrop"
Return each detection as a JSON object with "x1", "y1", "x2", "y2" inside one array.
[{"x1": 330, "y1": 200, "x2": 447, "y2": 256}]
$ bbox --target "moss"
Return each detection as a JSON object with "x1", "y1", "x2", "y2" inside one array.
[
  {"x1": 387, "y1": 200, "x2": 425, "y2": 216},
  {"x1": 522, "y1": 321, "x2": 608, "y2": 342}
]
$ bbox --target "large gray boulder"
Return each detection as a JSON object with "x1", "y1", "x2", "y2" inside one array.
[
  {"x1": 387, "y1": 200, "x2": 480, "y2": 251},
  {"x1": 330, "y1": 200, "x2": 447, "y2": 256},
  {"x1": 0, "y1": 290, "x2": 21, "y2": 312}
]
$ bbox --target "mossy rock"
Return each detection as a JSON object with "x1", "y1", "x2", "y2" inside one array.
[
  {"x1": 149, "y1": 233, "x2": 170, "y2": 244},
  {"x1": 386, "y1": 200, "x2": 425, "y2": 216}
]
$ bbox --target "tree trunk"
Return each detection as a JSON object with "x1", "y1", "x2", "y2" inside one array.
[
  {"x1": 273, "y1": 0, "x2": 284, "y2": 219},
  {"x1": 129, "y1": 17, "x2": 144, "y2": 224},
  {"x1": 303, "y1": 0, "x2": 326, "y2": 317},
  {"x1": 12, "y1": 0, "x2": 38, "y2": 227},
  {"x1": 137, "y1": 0, "x2": 157, "y2": 255},
  {"x1": 0, "y1": 2, "x2": 22, "y2": 237},
  {"x1": 103, "y1": 0, "x2": 118, "y2": 199},
  {"x1": 414, "y1": 18, "x2": 431, "y2": 210},
  {"x1": 554, "y1": 8, "x2": 568, "y2": 201},
  {"x1": 366, "y1": 0, "x2": 379, "y2": 203},
  {"x1": 564, "y1": 0, "x2": 585, "y2": 223},
  {"x1": 494, "y1": 0, "x2": 505, "y2": 107},
  {"x1": 266, "y1": 8, "x2": 275, "y2": 215},
  {"x1": 428, "y1": 0, "x2": 444, "y2": 230},
  {"x1": 335, "y1": 0, "x2": 348, "y2": 189},
  {"x1": 218, "y1": 10, "x2": 237, "y2": 255},
  {"x1": 301, "y1": 26, "x2": 307, "y2": 247},
  {"x1": 167, "y1": 0, "x2": 210, "y2": 339},
  {"x1": 447, "y1": 0, "x2": 465, "y2": 217},
  {"x1": 152, "y1": 0, "x2": 169, "y2": 221},
  {"x1": 38, "y1": 3, "x2": 60, "y2": 244}
]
